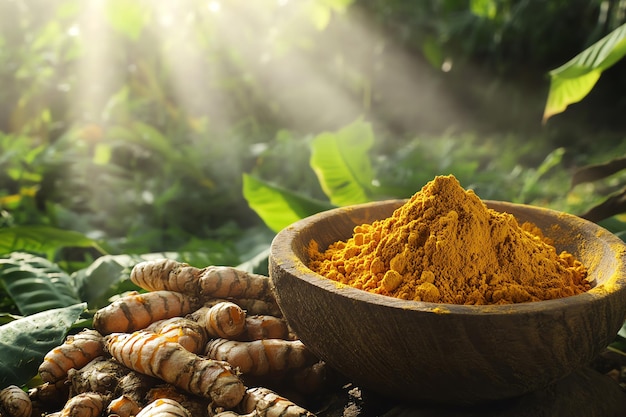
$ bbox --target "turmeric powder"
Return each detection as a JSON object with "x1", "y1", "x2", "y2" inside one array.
[{"x1": 308, "y1": 175, "x2": 591, "y2": 305}]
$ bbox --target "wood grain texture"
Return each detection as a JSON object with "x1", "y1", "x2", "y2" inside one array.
[{"x1": 269, "y1": 200, "x2": 626, "y2": 405}]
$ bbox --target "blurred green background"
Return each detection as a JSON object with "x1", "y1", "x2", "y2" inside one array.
[{"x1": 2, "y1": 0, "x2": 626, "y2": 263}]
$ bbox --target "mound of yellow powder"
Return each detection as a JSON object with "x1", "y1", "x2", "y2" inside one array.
[{"x1": 308, "y1": 175, "x2": 591, "y2": 305}]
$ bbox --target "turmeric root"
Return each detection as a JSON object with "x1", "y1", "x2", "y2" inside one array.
[
  {"x1": 205, "y1": 339, "x2": 318, "y2": 377},
  {"x1": 68, "y1": 356, "x2": 129, "y2": 396},
  {"x1": 146, "y1": 317, "x2": 208, "y2": 354},
  {"x1": 211, "y1": 386, "x2": 316, "y2": 417},
  {"x1": 105, "y1": 331, "x2": 245, "y2": 408},
  {"x1": 199, "y1": 266, "x2": 275, "y2": 301},
  {"x1": 130, "y1": 259, "x2": 275, "y2": 302},
  {"x1": 135, "y1": 398, "x2": 191, "y2": 417},
  {"x1": 130, "y1": 259, "x2": 200, "y2": 294},
  {"x1": 93, "y1": 290, "x2": 199, "y2": 335},
  {"x1": 240, "y1": 387, "x2": 315, "y2": 417},
  {"x1": 191, "y1": 301, "x2": 247, "y2": 339},
  {"x1": 38, "y1": 329, "x2": 104, "y2": 384},
  {"x1": 236, "y1": 315, "x2": 290, "y2": 341},
  {"x1": 0, "y1": 385, "x2": 32, "y2": 417},
  {"x1": 58, "y1": 392, "x2": 109, "y2": 417},
  {"x1": 68, "y1": 356, "x2": 158, "y2": 403},
  {"x1": 106, "y1": 395, "x2": 142, "y2": 417},
  {"x1": 33, "y1": 258, "x2": 325, "y2": 417},
  {"x1": 146, "y1": 385, "x2": 210, "y2": 417},
  {"x1": 233, "y1": 298, "x2": 282, "y2": 318},
  {"x1": 28, "y1": 380, "x2": 69, "y2": 412}
]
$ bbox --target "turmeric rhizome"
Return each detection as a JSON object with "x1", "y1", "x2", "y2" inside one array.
[{"x1": 308, "y1": 175, "x2": 591, "y2": 305}]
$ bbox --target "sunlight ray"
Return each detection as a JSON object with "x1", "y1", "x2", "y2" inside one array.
[{"x1": 72, "y1": 0, "x2": 116, "y2": 123}]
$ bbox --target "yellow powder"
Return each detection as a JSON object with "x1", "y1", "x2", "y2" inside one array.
[{"x1": 308, "y1": 175, "x2": 591, "y2": 305}]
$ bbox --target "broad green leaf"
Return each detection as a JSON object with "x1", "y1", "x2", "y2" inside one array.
[
  {"x1": 0, "y1": 253, "x2": 81, "y2": 315},
  {"x1": 0, "y1": 226, "x2": 102, "y2": 259},
  {"x1": 73, "y1": 252, "x2": 242, "y2": 309},
  {"x1": 242, "y1": 174, "x2": 334, "y2": 233},
  {"x1": 543, "y1": 71, "x2": 601, "y2": 123},
  {"x1": 543, "y1": 23, "x2": 626, "y2": 122},
  {"x1": 72, "y1": 252, "x2": 216, "y2": 308},
  {"x1": 310, "y1": 120, "x2": 375, "y2": 206},
  {"x1": 71, "y1": 254, "x2": 141, "y2": 308},
  {"x1": 234, "y1": 225, "x2": 276, "y2": 275},
  {"x1": 237, "y1": 246, "x2": 271, "y2": 275},
  {"x1": 0, "y1": 313, "x2": 20, "y2": 326},
  {"x1": 0, "y1": 303, "x2": 86, "y2": 388}
]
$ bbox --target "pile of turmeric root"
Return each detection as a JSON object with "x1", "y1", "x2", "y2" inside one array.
[{"x1": 0, "y1": 259, "x2": 338, "y2": 417}]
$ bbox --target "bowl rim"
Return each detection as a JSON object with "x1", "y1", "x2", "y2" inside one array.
[{"x1": 270, "y1": 199, "x2": 626, "y2": 316}]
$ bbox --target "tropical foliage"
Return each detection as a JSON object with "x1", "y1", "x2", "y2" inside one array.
[
  {"x1": 543, "y1": 22, "x2": 626, "y2": 122},
  {"x1": 2, "y1": 0, "x2": 626, "y2": 389}
]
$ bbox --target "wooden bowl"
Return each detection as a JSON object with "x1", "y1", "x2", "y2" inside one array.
[{"x1": 269, "y1": 200, "x2": 626, "y2": 405}]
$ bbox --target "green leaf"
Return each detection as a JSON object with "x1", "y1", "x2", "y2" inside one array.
[
  {"x1": 71, "y1": 254, "x2": 141, "y2": 308},
  {"x1": 310, "y1": 120, "x2": 375, "y2": 206},
  {"x1": 0, "y1": 303, "x2": 86, "y2": 389},
  {"x1": 0, "y1": 253, "x2": 81, "y2": 316},
  {"x1": 72, "y1": 253, "x2": 216, "y2": 309},
  {"x1": 242, "y1": 174, "x2": 334, "y2": 233},
  {"x1": 236, "y1": 246, "x2": 271, "y2": 275},
  {"x1": 0, "y1": 226, "x2": 102, "y2": 259},
  {"x1": 516, "y1": 148, "x2": 565, "y2": 204},
  {"x1": 543, "y1": 71, "x2": 601, "y2": 123},
  {"x1": 0, "y1": 313, "x2": 21, "y2": 326},
  {"x1": 543, "y1": 23, "x2": 626, "y2": 122}
]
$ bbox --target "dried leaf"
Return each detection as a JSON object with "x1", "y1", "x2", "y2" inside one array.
[
  {"x1": 579, "y1": 187, "x2": 626, "y2": 222},
  {"x1": 572, "y1": 156, "x2": 626, "y2": 187}
]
